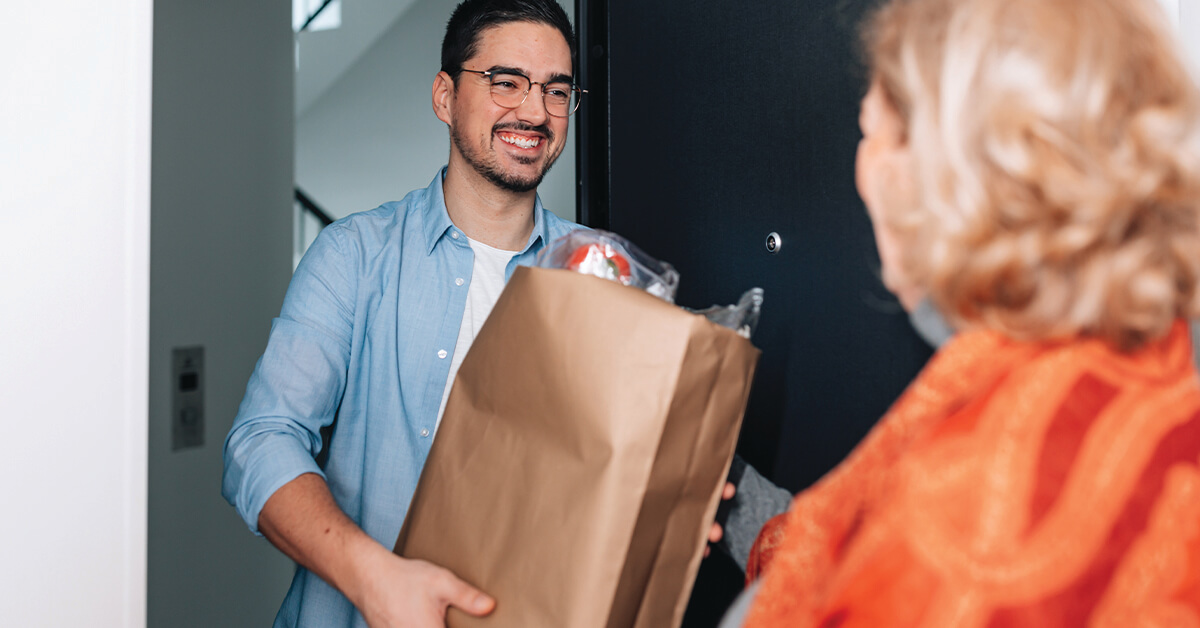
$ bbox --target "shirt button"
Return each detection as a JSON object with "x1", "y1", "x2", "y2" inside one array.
[
  {"x1": 450, "y1": 231, "x2": 460, "y2": 240},
  {"x1": 420, "y1": 428, "x2": 430, "y2": 438},
  {"x1": 437, "y1": 349, "x2": 448, "y2": 359},
  {"x1": 455, "y1": 278, "x2": 464, "y2": 286}
]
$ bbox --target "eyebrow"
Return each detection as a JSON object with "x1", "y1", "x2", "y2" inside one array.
[{"x1": 486, "y1": 65, "x2": 575, "y2": 85}]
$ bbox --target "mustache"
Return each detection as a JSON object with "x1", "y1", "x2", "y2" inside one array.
[{"x1": 493, "y1": 122, "x2": 553, "y2": 143}]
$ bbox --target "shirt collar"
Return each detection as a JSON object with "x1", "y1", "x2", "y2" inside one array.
[
  {"x1": 421, "y1": 167, "x2": 456, "y2": 255},
  {"x1": 421, "y1": 165, "x2": 549, "y2": 256},
  {"x1": 523, "y1": 192, "x2": 549, "y2": 255}
]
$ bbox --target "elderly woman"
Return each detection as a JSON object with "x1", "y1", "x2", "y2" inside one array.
[{"x1": 720, "y1": 0, "x2": 1200, "y2": 625}]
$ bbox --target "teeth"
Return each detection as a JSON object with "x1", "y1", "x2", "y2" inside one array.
[{"x1": 500, "y1": 133, "x2": 540, "y2": 149}]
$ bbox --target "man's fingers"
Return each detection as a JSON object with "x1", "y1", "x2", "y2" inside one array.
[
  {"x1": 703, "y1": 482, "x2": 734, "y2": 560},
  {"x1": 433, "y1": 569, "x2": 496, "y2": 617}
]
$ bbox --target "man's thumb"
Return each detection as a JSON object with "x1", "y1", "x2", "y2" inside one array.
[{"x1": 439, "y1": 573, "x2": 495, "y2": 617}]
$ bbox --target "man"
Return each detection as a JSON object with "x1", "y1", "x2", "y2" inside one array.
[{"x1": 221, "y1": 2, "x2": 581, "y2": 626}]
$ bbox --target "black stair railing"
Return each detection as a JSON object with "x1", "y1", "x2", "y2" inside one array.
[
  {"x1": 297, "y1": 0, "x2": 338, "y2": 33},
  {"x1": 295, "y1": 187, "x2": 334, "y2": 227}
]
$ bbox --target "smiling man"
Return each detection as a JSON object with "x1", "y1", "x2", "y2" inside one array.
[{"x1": 221, "y1": 2, "x2": 581, "y2": 627}]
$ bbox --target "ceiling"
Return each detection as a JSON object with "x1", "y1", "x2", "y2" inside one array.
[{"x1": 295, "y1": 0, "x2": 420, "y2": 115}]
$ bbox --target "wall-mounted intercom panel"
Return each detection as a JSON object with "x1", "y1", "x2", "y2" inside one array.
[{"x1": 171, "y1": 346, "x2": 204, "y2": 451}]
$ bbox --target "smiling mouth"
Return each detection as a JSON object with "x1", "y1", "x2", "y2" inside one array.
[{"x1": 497, "y1": 131, "x2": 542, "y2": 149}]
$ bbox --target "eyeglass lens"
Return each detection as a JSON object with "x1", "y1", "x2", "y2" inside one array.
[{"x1": 487, "y1": 73, "x2": 580, "y2": 117}]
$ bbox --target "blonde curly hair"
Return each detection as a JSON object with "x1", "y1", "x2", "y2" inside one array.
[{"x1": 864, "y1": 0, "x2": 1200, "y2": 350}]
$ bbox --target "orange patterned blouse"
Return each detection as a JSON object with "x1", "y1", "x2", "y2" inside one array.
[{"x1": 744, "y1": 320, "x2": 1200, "y2": 627}]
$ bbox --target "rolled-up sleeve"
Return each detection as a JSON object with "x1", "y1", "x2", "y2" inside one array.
[{"x1": 222, "y1": 224, "x2": 357, "y2": 534}]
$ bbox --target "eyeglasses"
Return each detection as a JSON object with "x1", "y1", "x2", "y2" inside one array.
[{"x1": 460, "y1": 68, "x2": 586, "y2": 118}]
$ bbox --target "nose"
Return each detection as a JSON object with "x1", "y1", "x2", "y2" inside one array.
[{"x1": 514, "y1": 85, "x2": 550, "y2": 126}]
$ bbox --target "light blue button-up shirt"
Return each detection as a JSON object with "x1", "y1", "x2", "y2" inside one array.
[{"x1": 222, "y1": 168, "x2": 579, "y2": 627}]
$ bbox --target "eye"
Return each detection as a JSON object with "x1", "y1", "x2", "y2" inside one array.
[
  {"x1": 490, "y1": 73, "x2": 526, "y2": 93},
  {"x1": 544, "y1": 84, "x2": 572, "y2": 101}
]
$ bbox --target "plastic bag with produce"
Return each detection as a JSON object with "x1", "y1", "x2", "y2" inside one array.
[{"x1": 535, "y1": 229, "x2": 680, "y2": 303}]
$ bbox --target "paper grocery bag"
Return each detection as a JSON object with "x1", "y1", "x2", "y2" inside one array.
[{"x1": 394, "y1": 266, "x2": 760, "y2": 628}]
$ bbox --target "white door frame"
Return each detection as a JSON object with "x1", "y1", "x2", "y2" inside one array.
[{"x1": 0, "y1": 1, "x2": 151, "y2": 625}]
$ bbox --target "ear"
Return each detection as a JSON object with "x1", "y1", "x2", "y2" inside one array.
[{"x1": 432, "y1": 71, "x2": 455, "y2": 126}]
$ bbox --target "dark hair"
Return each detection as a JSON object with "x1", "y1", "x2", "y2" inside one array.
[{"x1": 441, "y1": 0, "x2": 577, "y2": 81}]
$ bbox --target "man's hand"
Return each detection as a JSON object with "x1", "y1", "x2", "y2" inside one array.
[
  {"x1": 258, "y1": 474, "x2": 494, "y2": 627},
  {"x1": 353, "y1": 553, "x2": 495, "y2": 628},
  {"x1": 704, "y1": 481, "x2": 737, "y2": 558}
]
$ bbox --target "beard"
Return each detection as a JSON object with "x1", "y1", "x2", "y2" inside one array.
[{"x1": 451, "y1": 122, "x2": 561, "y2": 193}]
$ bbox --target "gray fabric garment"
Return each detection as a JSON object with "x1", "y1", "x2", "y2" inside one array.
[
  {"x1": 717, "y1": 580, "x2": 761, "y2": 628},
  {"x1": 909, "y1": 297, "x2": 955, "y2": 348},
  {"x1": 1192, "y1": 320, "x2": 1200, "y2": 370},
  {"x1": 716, "y1": 455, "x2": 793, "y2": 570}
]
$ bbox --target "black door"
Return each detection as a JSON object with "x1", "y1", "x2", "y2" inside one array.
[{"x1": 575, "y1": 0, "x2": 934, "y2": 625}]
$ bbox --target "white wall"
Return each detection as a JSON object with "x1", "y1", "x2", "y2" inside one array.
[
  {"x1": 296, "y1": 0, "x2": 578, "y2": 221},
  {"x1": 148, "y1": 1, "x2": 297, "y2": 626},
  {"x1": 1182, "y1": 0, "x2": 1200, "y2": 72},
  {"x1": 1175, "y1": 0, "x2": 1200, "y2": 362},
  {"x1": 0, "y1": 1, "x2": 151, "y2": 626}
]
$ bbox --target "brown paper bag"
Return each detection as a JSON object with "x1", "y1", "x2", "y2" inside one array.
[{"x1": 394, "y1": 266, "x2": 760, "y2": 628}]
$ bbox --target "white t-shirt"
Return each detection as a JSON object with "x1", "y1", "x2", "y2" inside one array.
[{"x1": 435, "y1": 236, "x2": 516, "y2": 432}]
